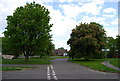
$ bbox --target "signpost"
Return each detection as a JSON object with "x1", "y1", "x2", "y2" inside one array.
[{"x1": 101, "y1": 49, "x2": 110, "y2": 59}]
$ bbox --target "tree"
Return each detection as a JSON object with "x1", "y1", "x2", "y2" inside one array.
[
  {"x1": 45, "y1": 41, "x2": 55, "y2": 56},
  {"x1": 2, "y1": 37, "x2": 21, "y2": 58},
  {"x1": 105, "y1": 37, "x2": 117, "y2": 58},
  {"x1": 116, "y1": 35, "x2": 120, "y2": 58},
  {"x1": 3, "y1": 2, "x2": 53, "y2": 61},
  {"x1": 67, "y1": 22, "x2": 106, "y2": 60}
]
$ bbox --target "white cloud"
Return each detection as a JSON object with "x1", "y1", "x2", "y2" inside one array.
[
  {"x1": 60, "y1": 1, "x2": 103, "y2": 19},
  {"x1": 92, "y1": 0, "x2": 104, "y2": 5},
  {"x1": 103, "y1": 8, "x2": 116, "y2": 14},
  {"x1": 111, "y1": 18, "x2": 118, "y2": 25},
  {"x1": 79, "y1": 16, "x2": 110, "y2": 27},
  {"x1": 105, "y1": 27, "x2": 118, "y2": 38},
  {"x1": 81, "y1": 2, "x2": 102, "y2": 15},
  {"x1": 44, "y1": 4, "x2": 77, "y2": 49},
  {"x1": 59, "y1": 4, "x2": 82, "y2": 18},
  {"x1": 103, "y1": 14, "x2": 115, "y2": 18}
]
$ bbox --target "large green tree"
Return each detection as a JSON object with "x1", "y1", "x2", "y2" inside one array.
[
  {"x1": 3, "y1": 2, "x2": 53, "y2": 61},
  {"x1": 67, "y1": 22, "x2": 106, "y2": 60}
]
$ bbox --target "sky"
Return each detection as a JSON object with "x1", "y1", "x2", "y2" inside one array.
[{"x1": 0, "y1": 0, "x2": 119, "y2": 50}]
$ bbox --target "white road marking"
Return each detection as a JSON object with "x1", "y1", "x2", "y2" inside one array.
[
  {"x1": 50, "y1": 65, "x2": 54, "y2": 70},
  {"x1": 47, "y1": 75, "x2": 51, "y2": 80},
  {"x1": 47, "y1": 66, "x2": 51, "y2": 80},
  {"x1": 47, "y1": 66, "x2": 50, "y2": 74},
  {"x1": 53, "y1": 75, "x2": 58, "y2": 80},
  {"x1": 47, "y1": 65, "x2": 58, "y2": 80},
  {"x1": 52, "y1": 70, "x2": 55, "y2": 74}
]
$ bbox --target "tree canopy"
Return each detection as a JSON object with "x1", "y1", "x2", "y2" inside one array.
[
  {"x1": 3, "y1": 2, "x2": 54, "y2": 61},
  {"x1": 67, "y1": 22, "x2": 106, "y2": 60}
]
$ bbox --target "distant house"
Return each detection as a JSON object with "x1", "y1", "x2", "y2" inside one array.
[{"x1": 53, "y1": 49, "x2": 68, "y2": 56}]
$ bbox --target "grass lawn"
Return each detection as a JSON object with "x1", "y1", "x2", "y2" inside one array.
[
  {"x1": 0, "y1": 66, "x2": 37, "y2": 71},
  {"x1": 69, "y1": 58, "x2": 119, "y2": 73},
  {"x1": 2, "y1": 57, "x2": 53, "y2": 65}
]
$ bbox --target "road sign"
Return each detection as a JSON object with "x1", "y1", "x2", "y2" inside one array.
[{"x1": 102, "y1": 49, "x2": 110, "y2": 51}]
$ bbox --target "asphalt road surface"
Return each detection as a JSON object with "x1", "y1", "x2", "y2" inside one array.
[{"x1": 2, "y1": 58, "x2": 119, "y2": 80}]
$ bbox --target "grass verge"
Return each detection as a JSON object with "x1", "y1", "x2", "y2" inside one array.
[
  {"x1": 68, "y1": 59, "x2": 119, "y2": 73},
  {"x1": 2, "y1": 57, "x2": 53, "y2": 64},
  {"x1": 0, "y1": 66, "x2": 37, "y2": 71}
]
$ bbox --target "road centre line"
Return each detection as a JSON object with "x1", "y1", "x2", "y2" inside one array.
[
  {"x1": 47, "y1": 66, "x2": 51, "y2": 80},
  {"x1": 47, "y1": 66, "x2": 50, "y2": 74},
  {"x1": 53, "y1": 75, "x2": 58, "y2": 80},
  {"x1": 51, "y1": 65, "x2": 58, "y2": 80},
  {"x1": 47, "y1": 65, "x2": 58, "y2": 80},
  {"x1": 50, "y1": 65, "x2": 54, "y2": 70}
]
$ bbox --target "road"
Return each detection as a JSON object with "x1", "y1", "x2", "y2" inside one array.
[{"x1": 2, "y1": 58, "x2": 119, "y2": 80}]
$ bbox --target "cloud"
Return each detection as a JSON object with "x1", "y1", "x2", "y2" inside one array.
[
  {"x1": 92, "y1": 0, "x2": 104, "y2": 5},
  {"x1": 103, "y1": 8, "x2": 116, "y2": 14},
  {"x1": 105, "y1": 27, "x2": 118, "y2": 38},
  {"x1": 79, "y1": 16, "x2": 110, "y2": 27},
  {"x1": 81, "y1": 2, "x2": 103, "y2": 15},
  {"x1": 44, "y1": 4, "x2": 77, "y2": 49},
  {"x1": 59, "y1": 1, "x2": 103, "y2": 19},
  {"x1": 111, "y1": 18, "x2": 118, "y2": 25},
  {"x1": 59, "y1": 4, "x2": 82, "y2": 18},
  {"x1": 103, "y1": 14, "x2": 115, "y2": 18}
]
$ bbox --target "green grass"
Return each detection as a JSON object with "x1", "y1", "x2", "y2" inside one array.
[
  {"x1": 2, "y1": 57, "x2": 52, "y2": 64},
  {"x1": 69, "y1": 58, "x2": 119, "y2": 73},
  {"x1": 0, "y1": 66, "x2": 37, "y2": 71}
]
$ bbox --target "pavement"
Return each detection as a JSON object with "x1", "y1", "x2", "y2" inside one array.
[
  {"x1": 2, "y1": 58, "x2": 119, "y2": 80},
  {"x1": 102, "y1": 61, "x2": 120, "y2": 71}
]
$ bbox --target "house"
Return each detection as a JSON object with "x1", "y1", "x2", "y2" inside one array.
[{"x1": 53, "y1": 48, "x2": 68, "y2": 56}]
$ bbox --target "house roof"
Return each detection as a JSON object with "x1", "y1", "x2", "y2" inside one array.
[{"x1": 53, "y1": 49, "x2": 67, "y2": 53}]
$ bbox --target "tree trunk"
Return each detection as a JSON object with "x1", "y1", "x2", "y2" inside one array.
[
  {"x1": 23, "y1": 51, "x2": 29, "y2": 62},
  {"x1": 25, "y1": 55, "x2": 29, "y2": 62}
]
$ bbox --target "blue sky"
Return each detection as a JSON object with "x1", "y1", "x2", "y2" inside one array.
[{"x1": 0, "y1": 0, "x2": 119, "y2": 50}]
